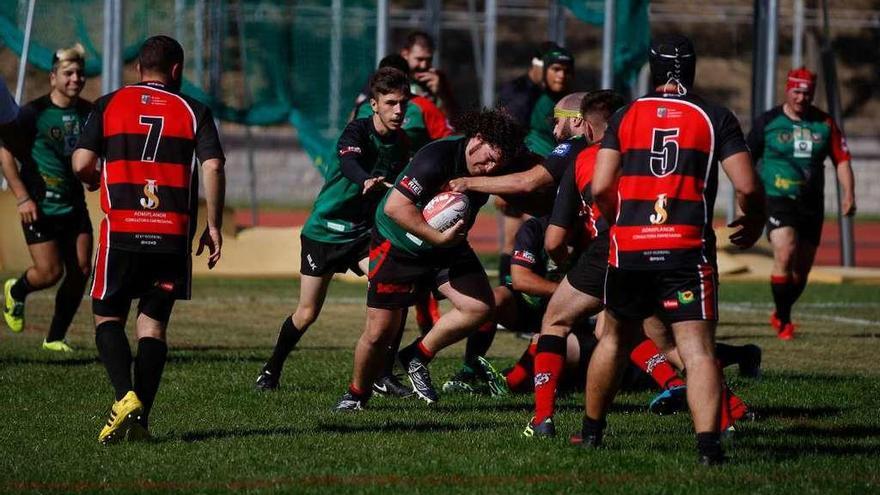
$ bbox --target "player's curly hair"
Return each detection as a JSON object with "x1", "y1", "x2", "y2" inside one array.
[{"x1": 452, "y1": 108, "x2": 525, "y2": 162}]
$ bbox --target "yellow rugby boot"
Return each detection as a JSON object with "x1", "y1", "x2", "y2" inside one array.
[
  {"x1": 98, "y1": 391, "x2": 144, "y2": 445},
  {"x1": 3, "y1": 279, "x2": 25, "y2": 333}
]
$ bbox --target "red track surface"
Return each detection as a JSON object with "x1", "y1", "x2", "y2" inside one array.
[{"x1": 235, "y1": 210, "x2": 880, "y2": 267}]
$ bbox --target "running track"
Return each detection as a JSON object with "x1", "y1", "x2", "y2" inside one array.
[{"x1": 235, "y1": 210, "x2": 880, "y2": 268}]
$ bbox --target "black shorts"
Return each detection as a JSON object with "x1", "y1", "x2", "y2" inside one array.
[
  {"x1": 91, "y1": 248, "x2": 190, "y2": 322},
  {"x1": 367, "y1": 232, "x2": 487, "y2": 309},
  {"x1": 604, "y1": 264, "x2": 718, "y2": 323},
  {"x1": 22, "y1": 208, "x2": 92, "y2": 245},
  {"x1": 766, "y1": 196, "x2": 824, "y2": 246},
  {"x1": 506, "y1": 287, "x2": 545, "y2": 334},
  {"x1": 566, "y1": 235, "x2": 610, "y2": 299},
  {"x1": 300, "y1": 233, "x2": 369, "y2": 277}
]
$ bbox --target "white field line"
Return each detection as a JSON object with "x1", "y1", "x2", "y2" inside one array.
[{"x1": 723, "y1": 302, "x2": 879, "y2": 327}]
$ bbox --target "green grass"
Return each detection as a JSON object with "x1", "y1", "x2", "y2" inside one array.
[{"x1": 1, "y1": 276, "x2": 879, "y2": 494}]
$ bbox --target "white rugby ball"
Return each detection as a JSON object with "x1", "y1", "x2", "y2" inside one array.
[{"x1": 422, "y1": 191, "x2": 470, "y2": 232}]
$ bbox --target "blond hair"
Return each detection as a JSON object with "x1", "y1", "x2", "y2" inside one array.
[{"x1": 52, "y1": 43, "x2": 85, "y2": 71}]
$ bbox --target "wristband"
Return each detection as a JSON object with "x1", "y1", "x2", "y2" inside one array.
[{"x1": 16, "y1": 196, "x2": 32, "y2": 206}]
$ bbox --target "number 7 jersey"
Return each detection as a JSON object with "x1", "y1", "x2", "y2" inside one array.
[
  {"x1": 601, "y1": 91, "x2": 748, "y2": 270},
  {"x1": 76, "y1": 82, "x2": 224, "y2": 254}
]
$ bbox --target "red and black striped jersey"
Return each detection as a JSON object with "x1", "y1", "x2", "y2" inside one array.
[
  {"x1": 601, "y1": 91, "x2": 748, "y2": 270},
  {"x1": 76, "y1": 81, "x2": 224, "y2": 254},
  {"x1": 550, "y1": 142, "x2": 608, "y2": 246}
]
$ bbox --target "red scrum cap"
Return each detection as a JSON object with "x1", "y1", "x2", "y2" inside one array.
[{"x1": 786, "y1": 67, "x2": 816, "y2": 93}]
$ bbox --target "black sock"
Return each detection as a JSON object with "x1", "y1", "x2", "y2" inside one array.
[
  {"x1": 581, "y1": 416, "x2": 606, "y2": 438},
  {"x1": 134, "y1": 337, "x2": 168, "y2": 428},
  {"x1": 791, "y1": 278, "x2": 808, "y2": 305},
  {"x1": 770, "y1": 277, "x2": 794, "y2": 324},
  {"x1": 382, "y1": 309, "x2": 408, "y2": 377},
  {"x1": 400, "y1": 337, "x2": 433, "y2": 365},
  {"x1": 265, "y1": 316, "x2": 302, "y2": 374},
  {"x1": 10, "y1": 271, "x2": 34, "y2": 301},
  {"x1": 464, "y1": 322, "x2": 497, "y2": 368},
  {"x1": 95, "y1": 321, "x2": 133, "y2": 401},
  {"x1": 714, "y1": 343, "x2": 742, "y2": 368},
  {"x1": 696, "y1": 431, "x2": 723, "y2": 459},
  {"x1": 46, "y1": 271, "x2": 87, "y2": 342},
  {"x1": 498, "y1": 253, "x2": 512, "y2": 286}
]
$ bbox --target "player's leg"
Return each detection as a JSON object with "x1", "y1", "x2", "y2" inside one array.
[
  {"x1": 768, "y1": 225, "x2": 798, "y2": 338},
  {"x1": 130, "y1": 294, "x2": 175, "y2": 439},
  {"x1": 93, "y1": 300, "x2": 140, "y2": 445},
  {"x1": 338, "y1": 306, "x2": 404, "y2": 410},
  {"x1": 44, "y1": 228, "x2": 92, "y2": 349},
  {"x1": 400, "y1": 263, "x2": 494, "y2": 404},
  {"x1": 4, "y1": 237, "x2": 64, "y2": 333},
  {"x1": 527, "y1": 277, "x2": 602, "y2": 436}
]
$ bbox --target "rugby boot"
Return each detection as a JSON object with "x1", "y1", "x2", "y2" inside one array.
[
  {"x1": 334, "y1": 391, "x2": 365, "y2": 412},
  {"x1": 522, "y1": 416, "x2": 556, "y2": 438},
  {"x1": 127, "y1": 422, "x2": 153, "y2": 442},
  {"x1": 569, "y1": 432, "x2": 602, "y2": 448},
  {"x1": 777, "y1": 322, "x2": 796, "y2": 341},
  {"x1": 441, "y1": 367, "x2": 480, "y2": 394},
  {"x1": 98, "y1": 391, "x2": 144, "y2": 445},
  {"x1": 400, "y1": 354, "x2": 439, "y2": 404},
  {"x1": 769, "y1": 312, "x2": 782, "y2": 332},
  {"x1": 476, "y1": 356, "x2": 509, "y2": 397},
  {"x1": 738, "y1": 344, "x2": 762, "y2": 378},
  {"x1": 42, "y1": 339, "x2": 75, "y2": 353},
  {"x1": 649, "y1": 385, "x2": 688, "y2": 415},
  {"x1": 3, "y1": 279, "x2": 24, "y2": 333},
  {"x1": 255, "y1": 365, "x2": 280, "y2": 391},
  {"x1": 373, "y1": 374, "x2": 414, "y2": 397}
]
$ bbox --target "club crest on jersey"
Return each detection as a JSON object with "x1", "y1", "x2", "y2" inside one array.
[
  {"x1": 399, "y1": 176, "x2": 423, "y2": 196},
  {"x1": 649, "y1": 194, "x2": 668, "y2": 225},
  {"x1": 140, "y1": 179, "x2": 160, "y2": 210},
  {"x1": 551, "y1": 143, "x2": 571, "y2": 156},
  {"x1": 141, "y1": 94, "x2": 151, "y2": 104}
]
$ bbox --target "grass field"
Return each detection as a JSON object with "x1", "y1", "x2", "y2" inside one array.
[{"x1": 1, "y1": 275, "x2": 879, "y2": 494}]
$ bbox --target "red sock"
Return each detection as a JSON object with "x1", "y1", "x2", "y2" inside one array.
[
  {"x1": 417, "y1": 340, "x2": 435, "y2": 361},
  {"x1": 533, "y1": 335, "x2": 566, "y2": 422},
  {"x1": 629, "y1": 339, "x2": 684, "y2": 389},
  {"x1": 415, "y1": 294, "x2": 441, "y2": 331},
  {"x1": 506, "y1": 365, "x2": 530, "y2": 391}
]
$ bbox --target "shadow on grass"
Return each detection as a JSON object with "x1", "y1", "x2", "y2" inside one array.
[
  {"x1": 0, "y1": 356, "x2": 99, "y2": 367},
  {"x1": 745, "y1": 443, "x2": 880, "y2": 460},
  {"x1": 172, "y1": 425, "x2": 303, "y2": 443},
  {"x1": 779, "y1": 424, "x2": 880, "y2": 439},
  {"x1": 755, "y1": 405, "x2": 844, "y2": 420},
  {"x1": 316, "y1": 419, "x2": 508, "y2": 434}
]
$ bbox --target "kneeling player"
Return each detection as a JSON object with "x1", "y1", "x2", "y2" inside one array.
[
  {"x1": 335, "y1": 108, "x2": 525, "y2": 409},
  {"x1": 256, "y1": 68, "x2": 412, "y2": 395}
]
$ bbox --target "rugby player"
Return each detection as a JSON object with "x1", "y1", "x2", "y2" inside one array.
[
  {"x1": 443, "y1": 92, "x2": 588, "y2": 392},
  {"x1": 2, "y1": 44, "x2": 93, "y2": 351},
  {"x1": 335, "y1": 108, "x2": 525, "y2": 409},
  {"x1": 748, "y1": 67, "x2": 854, "y2": 340},
  {"x1": 255, "y1": 68, "x2": 412, "y2": 394},
  {"x1": 584, "y1": 34, "x2": 765, "y2": 465},
  {"x1": 499, "y1": 42, "x2": 560, "y2": 129},
  {"x1": 0, "y1": 77, "x2": 18, "y2": 124},
  {"x1": 72, "y1": 35, "x2": 226, "y2": 443},
  {"x1": 524, "y1": 46, "x2": 575, "y2": 158}
]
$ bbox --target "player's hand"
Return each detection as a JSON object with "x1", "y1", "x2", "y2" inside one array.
[
  {"x1": 196, "y1": 225, "x2": 223, "y2": 269},
  {"x1": 435, "y1": 219, "x2": 467, "y2": 247},
  {"x1": 842, "y1": 195, "x2": 856, "y2": 217},
  {"x1": 414, "y1": 69, "x2": 442, "y2": 94},
  {"x1": 17, "y1": 197, "x2": 38, "y2": 224},
  {"x1": 363, "y1": 176, "x2": 390, "y2": 195},
  {"x1": 727, "y1": 214, "x2": 763, "y2": 249},
  {"x1": 447, "y1": 177, "x2": 469, "y2": 192}
]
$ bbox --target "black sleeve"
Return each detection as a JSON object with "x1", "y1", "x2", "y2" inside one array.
[
  {"x1": 337, "y1": 120, "x2": 371, "y2": 185},
  {"x1": 549, "y1": 163, "x2": 579, "y2": 228},
  {"x1": 715, "y1": 107, "x2": 749, "y2": 162},
  {"x1": 542, "y1": 140, "x2": 577, "y2": 184},
  {"x1": 746, "y1": 111, "x2": 767, "y2": 162},
  {"x1": 511, "y1": 218, "x2": 544, "y2": 271},
  {"x1": 194, "y1": 105, "x2": 224, "y2": 163},
  {"x1": 0, "y1": 103, "x2": 36, "y2": 163},
  {"x1": 393, "y1": 142, "x2": 448, "y2": 204},
  {"x1": 75, "y1": 96, "x2": 106, "y2": 154}
]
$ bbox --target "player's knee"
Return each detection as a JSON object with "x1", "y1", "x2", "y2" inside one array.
[
  {"x1": 33, "y1": 263, "x2": 64, "y2": 286},
  {"x1": 460, "y1": 299, "x2": 493, "y2": 325},
  {"x1": 294, "y1": 305, "x2": 320, "y2": 328},
  {"x1": 77, "y1": 261, "x2": 91, "y2": 279}
]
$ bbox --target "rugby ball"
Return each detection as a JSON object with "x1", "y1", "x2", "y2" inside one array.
[{"x1": 422, "y1": 192, "x2": 470, "y2": 232}]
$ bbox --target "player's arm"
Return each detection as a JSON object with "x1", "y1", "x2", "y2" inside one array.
[
  {"x1": 591, "y1": 148, "x2": 621, "y2": 225},
  {"x1": 829, "y1": 119, "x2": 855, "y2": 216},
  {"x1": 0, "y1": 146, "x2": 38, "y2": 224},
  {"x1": 511, "y1": 264, "x2": 557, "y2": 298},
  {"x1": 383, "y1": 188, "x2": 464, "y2": 247},
  {"x1": 718, "y1": 110, "x2": 766, "y2": 248},
  {"x1": 545, "y1": 163, "x2": 577, "y2": 264},
  {"x1": 448, "y1": 165, "x2": 553, "y2": 195},
  {"x1": 72, "y1": 100, "x2": 104, "y2": 190},
  {"x1": 338, "y1": 122, "x2": 389, "y2": 194},
  {"x1": 193, "y1": 107, "x2": 226, "y2": 268}
]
